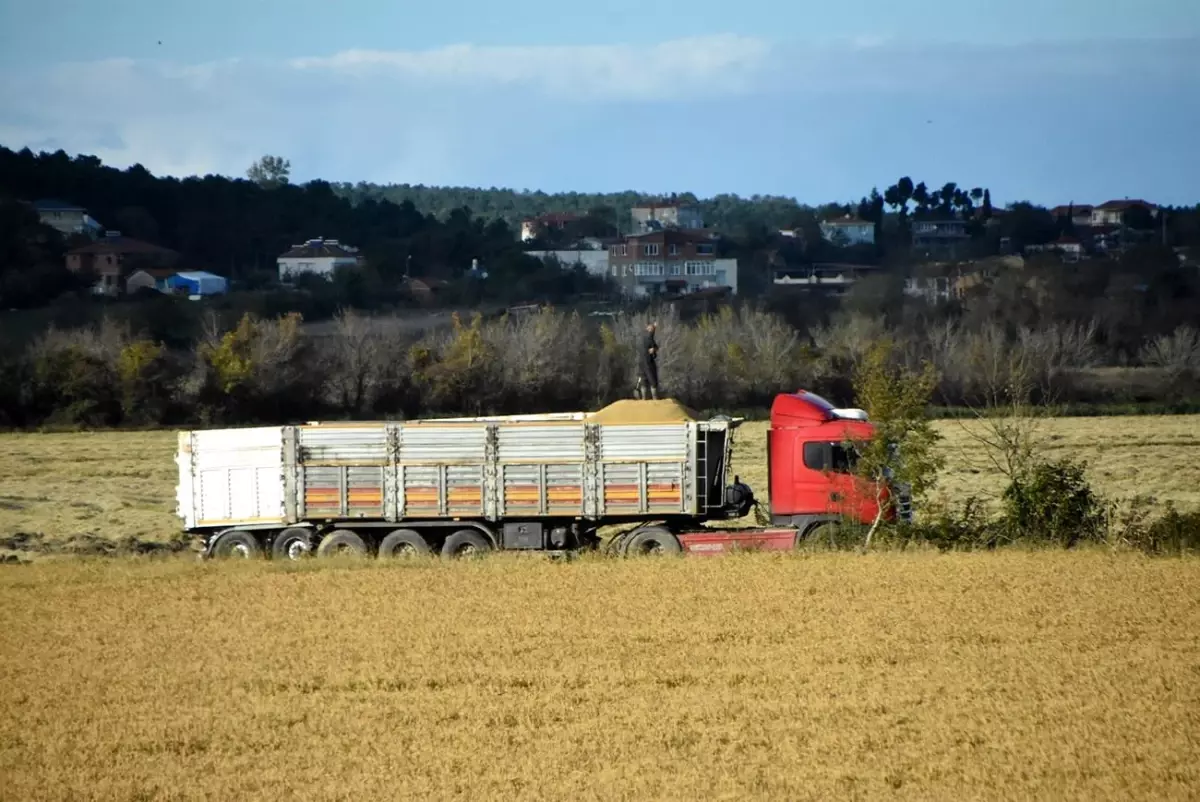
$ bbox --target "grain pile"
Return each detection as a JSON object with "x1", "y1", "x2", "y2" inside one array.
[{"x1": 587, "y1": 398, "x2": 698, "y2": 424}]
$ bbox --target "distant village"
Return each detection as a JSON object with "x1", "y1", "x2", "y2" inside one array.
[{"x1": 26, "y1": 194, "x2": 1185, "y2": 307}]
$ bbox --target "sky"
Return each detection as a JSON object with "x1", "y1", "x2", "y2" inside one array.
[{"x1": 1, "y1": 0, "x2": 1199, "y2": 207}]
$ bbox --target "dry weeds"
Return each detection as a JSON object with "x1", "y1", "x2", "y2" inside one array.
[
  {"x1": 1, "y1": 415, "x2": 1198, "y2": 550},
  {"x1": 1, "y1": 552, "x2": 1197, "y2": 801}
]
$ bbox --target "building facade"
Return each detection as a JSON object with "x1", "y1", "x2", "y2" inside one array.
[
  {"x1": 519, "y1": 213, "x2": 583, "y2": 242},
  {"x1": 1090, "y1": 199, "x2": 1156, "y2": 227},
  {"x1": 34, "y1": 199, "x2": 103, "y2": 238},
  {"x1": 524, "y1": 249, "x2": 611, "y2": 278},
  {"x1": 277, "y1": 238, "x2": 362, "y2": 280},
  {"x1": 66, "y1": 232, "x2": 178, "y2": 296},
  {"x1": 607, "y1": 231, "x2": 736, "y2": 296},
  {"x1": 629, "y1": 202, "x2": 704, "y2": 234},
  {"x1": 911, "y1": 220, "x2": 971, "y2": 259},
  {"x1": 819, "y1": 215, "x2": 875, "y2": 246}
]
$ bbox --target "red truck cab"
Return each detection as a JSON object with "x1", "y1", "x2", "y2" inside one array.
[{"x1": 766, "y1": 390, "x2": 909, "y2": 534}]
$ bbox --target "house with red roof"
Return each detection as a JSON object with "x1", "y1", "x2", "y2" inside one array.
[{"x1": 66, "y1": 231, "x2": 179, "y2": 296}]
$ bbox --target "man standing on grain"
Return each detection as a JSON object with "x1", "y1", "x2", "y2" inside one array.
[{"x1": 635, "y1": 321, "x2": 660, "y2": 400}]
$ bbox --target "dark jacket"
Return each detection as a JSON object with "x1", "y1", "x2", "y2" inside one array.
[{"x1": 642, "y1": 330, "x2": 658, "y2": 364}]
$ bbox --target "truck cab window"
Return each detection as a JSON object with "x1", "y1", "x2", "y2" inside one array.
[{"x1": 803, "y1": 442, "x2": 857, "y2": 473}]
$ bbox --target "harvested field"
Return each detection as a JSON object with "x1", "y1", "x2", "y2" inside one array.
[
  {"x1": 1, "y1": 552, "x2": 1197, "y2": 800},
  {"x1": 1, "y1": 414, "x2": 1199, "y2": 551}
]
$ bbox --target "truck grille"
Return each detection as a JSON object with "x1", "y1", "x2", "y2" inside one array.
[{"x1": 895, "y1": 485, "x2": 914, "y2": 523}]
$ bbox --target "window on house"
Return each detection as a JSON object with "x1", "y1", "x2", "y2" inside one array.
[
  {"x1": 644, "y1": 244, "x2": 660, "y2": 256},
  {"x1": 620, "y1": 244, "x2": 628, "y2": 256},
  {"x1": 668, "y1": 244, "x2": 680, "y2": 256},
  {"x1": 669, "y1": 263, "x2": 682, "y2": 276},
  {"x1": 696, "y1": 243, "x2": 715, "y2": 255}
]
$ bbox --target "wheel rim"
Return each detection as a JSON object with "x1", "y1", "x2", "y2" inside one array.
[
  {"x1": 286, "y1": 539, "x2": 311, "y2": 560},
  {"x1": 231, "y1": 542, "x2": 250, "y2": 558}
]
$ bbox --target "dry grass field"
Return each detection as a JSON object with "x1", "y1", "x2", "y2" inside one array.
[
  {"x1": 1, "y1": 552, "x2": 1198, "y2": 800},
  {"x1": 1, "y1": 415, "x2": 1198, "y2": 552}
]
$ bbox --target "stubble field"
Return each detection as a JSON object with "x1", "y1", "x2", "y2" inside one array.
[
  {"x1": 1, "y1": 417, "x2": 1199, "y2": 800},
  {"x1": 1, "y1": 552, "x2": 1198, "y2": 800}
]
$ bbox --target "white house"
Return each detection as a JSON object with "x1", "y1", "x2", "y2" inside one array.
[
  {"x1": 524, "y1": 249, "x2": 611, "y2": 278},
  {"x1": 1090, "y1": 199, "x2": 1157, "y2": 227},
  {"x1": 630, "y1": 202, "x2": 704, "y2": 234},
  {"x1": 33, "y1": 199, "x2": 103, "y2": 238},
  {"x1": 819, "y1": 215, "x2": 875, "y2": 246},
  {"x1": 277, "y1": 238, "x2": 362, "y2": 281}
]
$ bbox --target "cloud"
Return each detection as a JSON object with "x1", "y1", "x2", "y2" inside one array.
[
  {"x1": 287, "y1": 35, "x2": 774, "y2": 101},
  {"x1": 0, "y1": 35, "x2": 1196, "y2": 195}
]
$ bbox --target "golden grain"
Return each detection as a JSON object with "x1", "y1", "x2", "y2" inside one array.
[{"x1": 1, "y1": 553, "x2": 1197, "y2": 800}]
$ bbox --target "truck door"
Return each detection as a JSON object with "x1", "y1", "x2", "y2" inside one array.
[{"x1": 798, "y1": 441, "x2": 863, "y2": 520}]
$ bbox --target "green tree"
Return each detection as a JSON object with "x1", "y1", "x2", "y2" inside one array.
[
  {"x1": 246, "y1": 154, "x2": 291, "y2": 189},
  {"x1": 849, "y1": 338, "x2": 945, "y2": 550}
]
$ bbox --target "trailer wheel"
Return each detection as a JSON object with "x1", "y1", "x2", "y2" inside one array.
[
  {"x1": 378, "y1": 529, "x2": 431, "y2": 558},
  {"x1": 624, "y1": 527, "x2": 682, "y2": 556},
  {"x1": 210, "y1": 530, "x2": 262, "y2": 559},
  {"x1": 271, "y1": 527, "x2": 314, "y2": 561},
  {"x1": 317, "y1": 530, "x2": 369, "y2": 559},
  {"x1": 441, "y1": 529, "x2": 491, "y2": 559}
]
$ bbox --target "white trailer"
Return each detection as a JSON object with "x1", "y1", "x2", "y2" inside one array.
[{"x1": 176, "y1": 409, "x2": 754, "y2": 560}]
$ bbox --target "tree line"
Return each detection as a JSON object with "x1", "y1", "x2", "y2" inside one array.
[{"x1": 2, "y1": 302, "x2": 1197, "y2": 430}]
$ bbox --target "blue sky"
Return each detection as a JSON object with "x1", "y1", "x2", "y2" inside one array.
[{"x1": 1, "y1": 0, "x2": 1198, "y2": 206}]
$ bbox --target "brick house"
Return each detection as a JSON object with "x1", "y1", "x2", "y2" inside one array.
[
  {"x1": 66, "y1": 232, "x2": 179, "y2": 296},
  {"x1": 606, "y1": 230, "x2": 736, "y2": 296}
]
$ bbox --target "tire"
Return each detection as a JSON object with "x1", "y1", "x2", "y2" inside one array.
[
  {"x1": 378, "y1": 529, "x2": 432, "y2": 559},
  {"x1": 210, "y1": 530, "x2": 262, "y2": 559},
  {"x1": 440, "y1": 529, "x2": 492, "y2": 559},
  {"x1": 317, "y1": 530, "x2": 369, "y2": 558},
  {"x1": 271, "y1": 527, "x2": 314, "y2": 561},
  {"x1": 623, "y1": 527, "x2": 682, "y2": 556},
  {"x1": 804, "y1": 521, "x2": 844, "y2": 549}
]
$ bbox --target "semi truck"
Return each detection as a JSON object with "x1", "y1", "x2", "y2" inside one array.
[{"x1": 177, "y1": 389, "x2": 912, "y2": 560}]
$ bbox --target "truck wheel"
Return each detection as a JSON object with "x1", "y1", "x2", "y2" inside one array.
[
  {"x1": 271, "y1": 527, "x2": 314, "y2": 561},
  {"x1": 378, "y1": 529, "x2": 431, "y2": 558},
  {"x1": 211, "y1": 530, "x2": 261, "y2": 559},
  {"x1": 804, "y1": 521, "x2": 843, "y2": 549},
  {"x1": 317, "y1": 530, "x2": 368, "y2": 558},
  {"x1": 441, "y1": 529, "x2": 491, "y2": 559},
  {"x1": 624, "y1": 527, "x2": 682, "y2": 556}
]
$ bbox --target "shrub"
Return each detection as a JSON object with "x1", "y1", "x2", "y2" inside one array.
[
  {"x1": 908, "y1": 496, "x2": 994, "y2": 551},
  {"x1": 1000, "y1": 458, "x2": 1105, "y2": 548}
]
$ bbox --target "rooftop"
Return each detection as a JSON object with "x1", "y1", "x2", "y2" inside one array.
[
  {"x1": 68, "y1": 232, "x2": 176, "y2": 256},
  {"x1": 33, "y1": 198, "x2": 87, "y2": 212},
  {"x1": 279, "y1": 238, "x2": 360, "y2": 259},
  {"x1": 1096, "y1": 199, "x2": 1156, "y2": 210}
]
